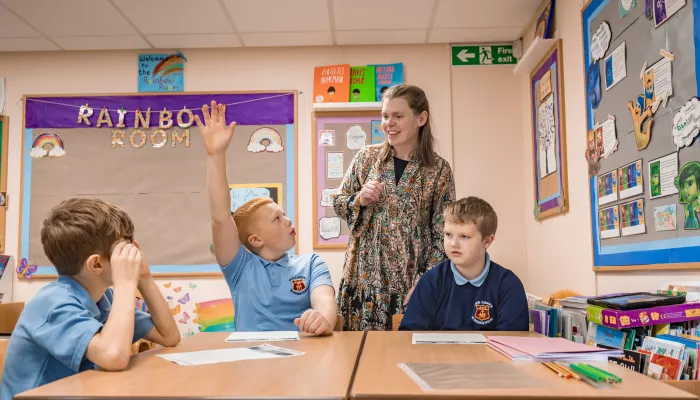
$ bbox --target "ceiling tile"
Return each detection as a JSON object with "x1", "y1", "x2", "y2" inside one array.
[
  {"x1": 1, "y1": 0, "x2": 136, "y2": 36},
  {"x1": 333, "y1": 0, "x2": 434, "y2": 30},
  {"x1": 0, "y1": 37, "x2": 59, "y2": 51},
  {"x1": 336, "y1": 30, "x2": 426, "y2": 45},
  {"x1": 54, "y1": 35, "x2": 151, "y2": 51},
  {"x1": 0, "y1": 5, "x2": 42, "y2": 38},
  {"x1": 433, "y1": 0, "x2": 541, "y2": 29},
  {"x1": 429, "y1": 27, "x2": 523, "y2": 43},
  {"x1": 147, "y1": 34, "x2": 241, "y2": 49},
  {"x1": 222, "y1": 0, "x2": 329, "y2": 33},
  {"x1": 111, "y1": 0, "x2": 233, "y2": 34},
  {"x1": 241, "y1": 31, "x2": 332, "y2": 47}
]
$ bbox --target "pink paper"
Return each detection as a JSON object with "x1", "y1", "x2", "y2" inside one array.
[{"x1": 487, "y1": 336, "x2": 609, "y2": 356}]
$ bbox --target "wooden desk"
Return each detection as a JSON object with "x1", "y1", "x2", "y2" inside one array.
[
  {"x1": 351, "y1": 331, "x2": 696, "y2": 400},
  {"x1": 17, "y1": 331, "x2": 364, "y2": 400}
]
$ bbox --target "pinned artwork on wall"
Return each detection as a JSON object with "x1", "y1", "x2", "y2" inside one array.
[
  {"x1": 619, "y1": 0, "x2": 637, "y2": 17},
  {"x1": 138, "y1": 51, "x2": 186, "y2": 93},
  {"x1": 247, "y1": 127, "x2": 284, "y2": 153},
  {"x1": 16, "y1": 258, "x2": 37, "y2": 279},
  {"x1": 29, "y1": 132, "x2": 65, "y2": 158},
  {"x1": 675, "y1": 161, "x2": 700, "y2": 230},
  {"x1": 654, "y1": 204, "x2": 677, "y2": 232}
]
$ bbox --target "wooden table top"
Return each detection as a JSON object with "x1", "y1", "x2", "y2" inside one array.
[
  {"x1": 17, "y1": 331, "x2": 365, "y2": 400},
  {"x1": 350, "y1": 331, "x2": 696, "y2": 400}
]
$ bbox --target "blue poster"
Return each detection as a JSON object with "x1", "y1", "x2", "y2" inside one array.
[
  {"x1": 371, "y1": 120, "x2": 384, "y2": 144},
  {"x1": 138, "y1": 52, "x2": 186, "y2": 93}
]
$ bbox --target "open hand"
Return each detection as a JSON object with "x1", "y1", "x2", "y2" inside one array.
[
  {"x1": 194, "y1": 100, "x2": 236, "y2": 156},
  {"x1": 110, "y1": 241, "x2": 142, "y2": 288},
  {"x1": 359, "y1": 180, "x2": 385, "y2": 206},
  {"x1": 294, "y1": 309, "x2": 332, "y2": 335}
]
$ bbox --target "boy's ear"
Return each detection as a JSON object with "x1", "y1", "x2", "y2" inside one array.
[
  {"x1": 248, "y1": 234, "x2": 264, "y2": 249},
  {"x1": 84, "y1": 254, "x2": 104, "y2": 276},
  {"x1": 483, "y1": 234, "x2": 495, "y2": 250}
]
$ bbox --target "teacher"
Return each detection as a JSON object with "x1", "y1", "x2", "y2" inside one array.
[{"x1": 332, "y1": 84, "x2": 456, "y2": 331}]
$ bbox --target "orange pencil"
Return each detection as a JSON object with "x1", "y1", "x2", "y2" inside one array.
[{"x1": 542, "y1": 362, "x2": 565, "y2": 378}]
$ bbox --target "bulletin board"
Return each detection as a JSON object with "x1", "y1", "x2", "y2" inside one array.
[
  {"x1": 19, "y1": 91, "x2": 297, "y2": 278},
  {"x1": 0, "y1": 116, "x2": 8, "y2": 253},
  {"x1": 312, "y1": 111, "x2": 382, "y2": 249},
  {"x1": 582, "y1": 0, "x2": 700, "y2": 270}
]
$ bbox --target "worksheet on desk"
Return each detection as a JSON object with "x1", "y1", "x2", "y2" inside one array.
[
  {"x1": 412, "y1": 333, "x2": 488, "y2": 344},
  {"x1": 157, "y1": 344, "x2": 305, "y2": 366}
]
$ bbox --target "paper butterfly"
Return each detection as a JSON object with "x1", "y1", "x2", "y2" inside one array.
[
  {"x1": 179, "y1": 311, "x2": 190, "y2": 324},
  {"x1": 166, "y1": 296, "x2": 174, "y2": 301},
  {"x1": 170, "y1": 304, "x2": 180, "y2": 315},
  {"x1": 189, "y1": 282, "x2": 197, "y2": 289},
  {"x1": 178, "y1": 293, "x2": 190, "y2": 305},
  {"x1": 17, "y1": 258, "x2": 38, "y2": 279},
  {"x1": 164, "y1": 283, "x2": 172, "y2": 288},
  {"x1": 174, "y1": 286, "x2": 182, "y2": 293}
]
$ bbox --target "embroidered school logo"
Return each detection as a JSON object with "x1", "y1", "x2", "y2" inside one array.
[
  {"x1": 289, "y1": 276, "x2": 308, "y2": 295},
  {"x1": 472, "y1": 301, "x2": 494, "y2": 325}
]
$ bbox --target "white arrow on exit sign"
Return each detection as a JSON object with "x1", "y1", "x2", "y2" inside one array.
[{"x1": 457, "y1": 49, "x2": 476, "y2": 62}]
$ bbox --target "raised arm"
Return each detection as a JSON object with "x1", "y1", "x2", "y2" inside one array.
[{"x1": 195, "y1": 101, "x2": 239, "y2": 266}]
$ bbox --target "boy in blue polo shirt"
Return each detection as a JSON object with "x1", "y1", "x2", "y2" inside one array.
[
  {"x1": 1, "y1": 198, "x2": 180, "y2": 400},
  {"x1": 399, "y1": 196, "x2": 528, "y2": 331},
  {"x1": 196, "y1": 101, "x2": 337, "y2": 334}
]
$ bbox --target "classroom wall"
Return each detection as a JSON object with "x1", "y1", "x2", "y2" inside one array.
[{"x1": 0, "y1": 44, "x2": 457, "y2": 304}]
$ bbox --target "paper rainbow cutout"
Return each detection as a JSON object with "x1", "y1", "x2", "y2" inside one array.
[
  {"x1": 30, "y1": 132, "x2": 66, "y2": 158},
  {"x1": 246, "y1": 127, "x2": 284, "y2": 153}
]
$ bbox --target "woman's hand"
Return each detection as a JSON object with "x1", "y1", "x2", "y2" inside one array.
[{"x1": 359, "y1": 180, "x2": 385, "y2": 206}]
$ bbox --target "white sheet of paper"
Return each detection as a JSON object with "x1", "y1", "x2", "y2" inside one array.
[
  {"x1": 646, "y1": 57, "x2": 673, "y2": 102},
  {"x1": 320, "y1": 187, "x2": 339, "y2": 207},
  {"x1": 319, "y1": 217, "x2": 341, "y2": 240},
  {"x1": 673, "y1": 97, "x2": 700, "y2": 148},
  {"x1": 537, "y1": 94, "x2": 557, "y2": 178},
  {"x1": 346, "y1": 125, "x2": 367, "y2": 150},
  {"x1": 604, "y1": 41, "x2": 626, "y2": 90},
  {"x1": 412, "y1": 333, "x2": 487, "y2": 344},
  {"x1": 600, "y1": 117, "x2": 618, "y2": 158},
  {"x1": 648, "y1": 153, "x2": 679, "y2": 199},
  {"x1": 157, "y1": 344, "x2": 304, "y2": 366},
  {"x1": 327, "y1": 152, "x2": 344, "y2": 179},
  {"x1": 590, "y1": 21, "x2": 611, "y2": 61},
  {"x1": 224, "y1": 331, "x2": 299, "y2": 342},
  {"x1": 319, "y1": 130, "x2": 335, "y2": 146}
]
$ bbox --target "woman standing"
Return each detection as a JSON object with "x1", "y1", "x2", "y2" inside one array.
[{"x1": 333, "y1": 84, "x2": 456, "y2": 331}]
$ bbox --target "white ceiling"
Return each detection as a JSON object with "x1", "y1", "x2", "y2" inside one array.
[{"x1": 0, "y1": 0, "x2": 542, "y2": 52}]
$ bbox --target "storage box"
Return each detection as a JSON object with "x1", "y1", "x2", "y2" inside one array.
[{"x1": 599, "y1": 302, "x2": 700, "y2": 329}]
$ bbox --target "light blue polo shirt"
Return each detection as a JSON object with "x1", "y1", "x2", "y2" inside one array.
[
  {"x1": 451, "y1": 252, "x2": 491, "y2": 287},
  {"x1": 0, "y1": 276, "x2": 154, "y2": 400},
  {"x1": 222, "y1": 247, "x2": 334, "y2": 332}
]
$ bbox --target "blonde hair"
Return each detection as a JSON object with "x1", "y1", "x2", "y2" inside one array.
[
  {"x1": 233, "y1": 197, "x2": 273, "y2": 252},
  {"x1": 443, "y1": 197, "x2": 498, "y2": 238},
  {"x1": 379, "y1": 84, "x2": 437, "y2": 167}
]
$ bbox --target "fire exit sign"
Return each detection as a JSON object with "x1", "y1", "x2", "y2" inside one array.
[{"x1": 451, "y1": 45, "x2": 517, "y2": 66}]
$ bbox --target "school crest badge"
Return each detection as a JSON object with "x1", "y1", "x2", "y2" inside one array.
[
  {"x1": 289, "y1": 276, "x2": 308, "y2": 295},
  {"x1": 471, "y1": 300, "x2": 494, "y2": 325}
]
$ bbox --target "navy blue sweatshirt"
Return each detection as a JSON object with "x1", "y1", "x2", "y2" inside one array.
[{"x1": 399, "y1": 257, "x2": 529, "y2": 331}]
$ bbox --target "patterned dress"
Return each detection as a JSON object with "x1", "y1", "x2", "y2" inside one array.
[{"x1": 332, "y1": 144, "x2": 456, "y2": 331}]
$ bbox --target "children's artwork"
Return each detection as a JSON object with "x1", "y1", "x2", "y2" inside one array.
[
  {"x1": 371, "y1": 120, "x2": 384, "y2": 144},
  {"x1": 654, "y1": 204, "x2": 677, "y2": 231},
  {"x1": 138, "y1": 52, "x2": 186, "y2": 93},
  {"x1": 591, "y1": 21, "x2": 612, "y2": 62},
  {"x1": 29, "y1": 132, "x2": 66, "y2": 158},
  {"x1": 346, "y1": 125, "x2": 367, "y2": 150},
  {"x1": 674, "y1": 161, "x2": 700, "y2": 230},
  {"x1": 319, "y1": 130, "x2": 335, "y2": 146},
  {"x1": 535, "y1": 0, "x2": 555, "y2": 39},
  {"x1": 246, "y1": 127, "x2": 284, "y2": 153},
  {"x1": 653, "y1": 0, "x2": 686, "y2": 27},
  {"x1": 229, "y1": 183, "x2": 282, "y2": 213},
  {"x1": 597, "y1": 169, "x2": 618, "y2": 206},
  {"x1": 672, "y1": 97, "x2": 700, "y2": 148},
  {"x1": 598, "y1": 116, "x2": 618, "y2": 158},
  {"x1": 604, "y1": 42, "x2": 627, "y2": 90},
  {"x1": 648, "y1": 153, "x2": 679, "y2": 199},
  {"x1": 645, "y1": 57, "x2": 673, "y2": 104},
  {"x1": 587, "y1": 62, "x2": 602, "y2": 109},
  {"x1": 326, "y1": 152, "x2": 344, "y2": 179},
  {"x1": 586, "y1": 129, "x2": 602, "y2": 176},
  {"x1": 313, "y1": 64, "x2": 350, "y2": 103},
  {"x1": 531, "y1": 41, "x2": 569, "y2": 221},
  {"x1": 599, "y1": 205, "x2": 621, "y2": 239},
  {"x1": 193, "y1": 298, "x2": 235, "y2": 332},
  {"x1": 320, "y1": 187, "x2": 339, "y2": 207},
  {"x1": 620, "y1": 199, "x2": 646, "y2": 236},
  {"x1": 350, "y1": 66, "x2": 376, "y2": 102},
  {"x1": 618, "y1": 159, "x2": 644, "y2": 199},
  {"x1": 319, "y1": 217, "x2": 341, "y2": 240},
  {"x1": 16, "y1": 258, "x2": 37, "y2": 279},
  {"x1": 627, "y1": 94, "x2": 653, "y2": 150},
  {"x1": 373, "y1": 63, "x2": 404, "y2": 101},
  {"x1": 620, "y1": 0, "x2": 637, "y2": 17}
]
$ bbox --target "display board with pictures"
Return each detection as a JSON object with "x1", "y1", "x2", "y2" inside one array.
[{"x1": 582, "y1": 0, "x2": 700, "y2": 270}]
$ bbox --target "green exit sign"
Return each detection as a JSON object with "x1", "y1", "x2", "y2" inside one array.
[{"x1": 451, "y1": 45, "x2": 517, "y2": 66}]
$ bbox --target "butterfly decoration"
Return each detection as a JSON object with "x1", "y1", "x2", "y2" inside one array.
[
  {"x1": 170, "y1": 304, "x2": 180, "y2": 315},
  {"x1": 189, "y1": 282, "x2": 197, "y2": 289},
  {"x1": 166, "y1": 296, "x2": 174, "y2": 301},
  {"x1": 185, "y1": 328, "x2": 196, "y2": 336},
  {"x1": 179, "y1": 311, "x2": 190, "y2": 324},
  {"x1": 17, "y1": 258, "x2": 38, "y2": 279},
  {"x1": 178, "y1": 293, "x2": 190, "y2": 305},
  {"x1": 163, "y1": 283, "x2": 172, "y2": 288},
  {"x1": 174, "y1": 286, "x2": 182, "y2": 293}
]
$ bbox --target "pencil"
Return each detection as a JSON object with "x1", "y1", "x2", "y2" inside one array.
[
  {"x1": 548, "y1": 362, "x2": 572, "y2": 378},
  {"x1": 542, "y1": 362, "x2": 565, "y2": 378},
  {"x1": 554, "y1": 362, "x2": 581, "y2": 380}
]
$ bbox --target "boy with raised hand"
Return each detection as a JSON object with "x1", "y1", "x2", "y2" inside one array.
[
  {"x1": 399, "y1": 197, "x2": 529, "y2": 331},
  {"x1": 1, "y1": 199, "x2": 180, "y2": 400},
  {"x1": 195, "y1": 101, "x2": 337, "y2": 334}
]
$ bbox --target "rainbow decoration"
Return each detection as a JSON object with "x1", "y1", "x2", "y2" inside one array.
[
  {"x1": 152, "y1": 51, "x2": 187, "y2": 78},
  {"x1": 30, "y1": 132, "x2": 65, "y2": 158},
  {"x1": 193, "y1": 298, "x2": 235, "y2": 332},
  {"x1": 246, "y1": 127, "x2": 284, "y2": 153}
]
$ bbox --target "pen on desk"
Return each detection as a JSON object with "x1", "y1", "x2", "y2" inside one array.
[
  {"x1": 569, "y1": 363, "x2": 607, "y2": 383},
  {"x1": 583, "y1": 364, "x2": 622, "y2": 383}
]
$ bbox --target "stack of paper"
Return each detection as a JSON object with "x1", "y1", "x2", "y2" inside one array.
[
  {"x1": 224, "y1": 331, "x2": 300, "y2": 342},
  {"x1": 412, "y1": 333, "x2": 487, "y2": 344},
  {"x1": 487, "y1": 336, "x2": 623, "y2": 361},
  {"x1": 157, "y1": 344, "x2": 304, "y2": 366}
]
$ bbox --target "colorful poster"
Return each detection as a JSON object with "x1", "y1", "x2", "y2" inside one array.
[
  {"x1": 327, "y1": 152, "x2": 344, "y2": 179},
  {"x1": 653, "y1": 0, "x2": 686, "y2": 27},
  {"x1": 599, "y1": 205, "x2": 620, "y2": 239},
  {"x1": 597, "y1": 169, "x2": 618, "y2": 206},
  {"x1": 648, "y1": 153, "x2": 679, "y2": 199},
  {"x1": 138, "y1": 52, "x2": 185, "y2": 93},
  {"x1": 604, "y1": 41, "x2": 627, "y2": 90},
  {"x1": 371, "y1": 120, "x2": 384, "y2": 144},
  {"x1": 313, "y1": 64, "x2": 350, "y2": 103},
  {"x1": 654, "y1": 204, "x2": 677, "y2": 231},
  {"x1": 675, "y1": 161, "x2": 700, "y2": 230},
  {"x1": 618, "y1": 159, "x2": 644, "y2": 199},
  {"x1": 644, "y1": 57, "x2": 673, "y2": 104},
  {"x1": 373, "y1": 63, "x2": 404, "y2": 101},
  {"x1": 620, "y1": 199, "x2": 646, "y2": 236},
  {"x1": 350, "y1": 66, "x2": 376, "y2": 102}
]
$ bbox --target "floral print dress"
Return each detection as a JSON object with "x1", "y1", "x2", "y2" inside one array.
[{"x1": 332, "y1": 144, "x2": 456, "y2": 331}]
